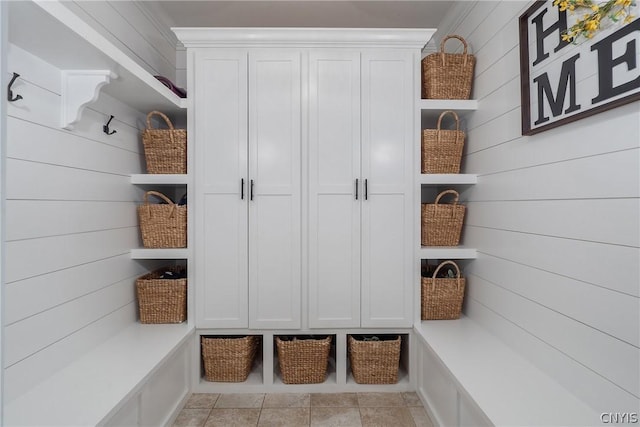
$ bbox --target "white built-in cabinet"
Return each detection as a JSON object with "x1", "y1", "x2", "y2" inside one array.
[
  {"x1": 177, "y1": 29, "x2": 430, "y2": 332},
  {"x1": 193, "y1": 49, "x2": 302, "y2": 329},
  {"x1": 176, "y1": 28, "x2": 433, "y2": 392},
  {"x1": 308, "y1": 50, "x2": 414, "y2": 328}
]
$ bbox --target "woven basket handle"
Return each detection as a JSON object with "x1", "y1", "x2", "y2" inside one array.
[
  {"x1": 145, "y1": 110, "x2": 176, "y2": 147},
  {"x1": 431, "y1": 260, "x2": 463, "y2": 291},
  {"x1": 146, "y1": 110, "x2": 175, "y2": 130},
  {"x1": 436, "y1": 110, "x2": 461, "y2": 145},
  {"x1": 434, "y1": 189, "x2": 459, "y2": 205},
  {"x1": 439, "y1": 35, "x2": 470, "y2": 66},
  {"x1": 143, "y1": 190, "x2": 174, "y2": 205},
  {"x1": 142, "y1": 190, "x2": 176, "y2": 218}
]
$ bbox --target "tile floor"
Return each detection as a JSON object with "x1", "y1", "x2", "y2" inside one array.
[{"x1": 172, "y1": 392, "x2": 434, "y2": 427}]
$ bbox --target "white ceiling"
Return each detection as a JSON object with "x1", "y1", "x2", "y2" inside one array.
[{"x1": 148, "y1": 1, "x2": 455, "y2": 29}]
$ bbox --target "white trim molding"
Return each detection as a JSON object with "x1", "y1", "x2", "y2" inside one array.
[{"x1": 172, "y1": 28, "x2": 435, "y2": 49}]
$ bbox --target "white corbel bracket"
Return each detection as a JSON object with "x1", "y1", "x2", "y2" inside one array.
[{"x1": 61, "y1": 70, "x2": 118, "y2": 130}]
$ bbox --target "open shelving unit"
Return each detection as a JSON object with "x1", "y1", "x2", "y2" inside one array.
[
  {"x1": 193, "y1": 331, "x2": 413, "y2": 393},
  {"x1": 417, "y1": 99, "x2": 479, "y2": 262},
  {"x1": 414, "y1": 96, "x2": 479, "y2": 336}
]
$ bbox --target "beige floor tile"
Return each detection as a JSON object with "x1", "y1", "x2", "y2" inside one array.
[
  {"x1": 357, "y1": 392, "x2": 405, "y2": 407},
  {"x1": 311, "y1": 407, "x2": 362, "y2": 427},
  {"x1": 172, "y1": 408, "x2": 211, "y2": 427},
  {"x1": 204, "y1": 408, "x2": 260, "y2": 427},
  {"x1": 263, "y1": 393, "x2": 311, "y2": 408},
  {"x1": 186, "y1": 393, "x2": 220, "y2": 409},
  {"x1": 311, "y1": 393, "x2": 359, "y2": 407},
  {"x1": 360, "y1": 407, "x2": 416, "y2": 427},
  {"x1": 215, "y1": 393, "x2": 265, "y2": 409},
  {"x1": 257, "y1": 407, "x2": 310, "y2": 427},
  {"x1": 409, "y1": 407, "x2": 434, "y2": 427},
  {"x1": 401, "y1": 392, "x2": 423, "y2": 407}
]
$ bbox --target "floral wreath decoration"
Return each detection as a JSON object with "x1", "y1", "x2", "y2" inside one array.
[{"x1": 554, "y1": 0, "x2": 637, "y2": 42}]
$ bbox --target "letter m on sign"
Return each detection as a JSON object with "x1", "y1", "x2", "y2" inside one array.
[{"x1": 532, "y1": 53, "x2": 581, "y2": 125}]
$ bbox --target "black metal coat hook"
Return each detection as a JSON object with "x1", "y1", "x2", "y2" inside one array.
[
  {"x1": 103, "y1": 115, "x2": 117, "y2": 135},
  {"x1": 8, "y1": 72, "x2": 23, "y2": 102}
]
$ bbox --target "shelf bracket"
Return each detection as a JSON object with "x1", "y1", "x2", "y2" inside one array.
[{"x1": 61, "y1": 70, "x2": 118, "y2": 130}]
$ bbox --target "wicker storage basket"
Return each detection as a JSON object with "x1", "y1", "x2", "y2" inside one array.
[
  {"x1": 422, "y1": 190, "x2": 465, "y2": 246},
  {"x1": 422, "y1": 35, "x2": 475, "y2": 100},
  {"x1": 142, "y1": 110, "x2": 187, "y2": 174},
  {"x1": 421, "y1": 261, "x2": 466, "y2": 320},
  {"x1": 422, "y1": 111, "x2": 465, "y2": 174},
  {"x1": 138, "y1": 191, "x2": 187, "y2": 248},
  {"x1": 201, "y1": 336, "x2": 258, "y2": 382},
  {"x1": 136, "y1": 266, "x2": 187, "y2": 324},
  {"x1": 348, "y1": 335, "x2": 401, "y2": 384},
  {"x1": 276, "y1": 336, "x2": 331, "y2": 384}
]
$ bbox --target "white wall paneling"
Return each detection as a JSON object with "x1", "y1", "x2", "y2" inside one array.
[
  {"x1": 466, "y1": 297, "x2": 640, "y2": 414},
  {"x1": 4, "y1": 41, "x2": 150, "y2": 403},
  {"x1": 64, "y1": 1, "x2": 179, "y2": 81},
  {"x1": 466, "y1": 269, "x2": 639, "y2": 396},
  {"x1": 463, "y1": 221, "x2": 638, "y2": 297},
  {"x1": 3, "y1": 13, "x2": 191, "y2": 422},
  {"x1": 0, "y1": 2, "x2": 8, "y2": 421},
  {"x1": 4, "y1": 277, "x2": 135, "y2": 368},
  {"x1": 433, "y1": 0, "x2": 640, "y2": 418},
  {"x1": 3, "y1": 1, "x2": 193, "y2": 424}
]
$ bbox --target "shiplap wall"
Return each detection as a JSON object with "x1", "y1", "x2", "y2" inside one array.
[
  {"x1": 434, "y1": 1, "x2": 640, "y2": 414},
  {"x1": 1, "y1": 2, "x2": 8, "y2": 421},
  {"x1": 62, "y1": 0, "x2": 178, "y2": 82},
  {"x1": 2, "y1": 44, "x2": 162, "y2": 403},
  {"x1": 3, "y1": 1, "x2": 179, "y2": 403}
]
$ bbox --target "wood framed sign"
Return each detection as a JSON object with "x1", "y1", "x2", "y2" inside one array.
[{"x1": 519, "y1": 1, "x2": 640, "y2": 135}]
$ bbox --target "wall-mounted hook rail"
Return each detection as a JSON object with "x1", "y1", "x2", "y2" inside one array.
[
  {"x1": 103, "y1": 115, "x2": 117, "y2": 135},
  {"x1": 8, "y1": 72, "x2": 23, "y2": 102}
]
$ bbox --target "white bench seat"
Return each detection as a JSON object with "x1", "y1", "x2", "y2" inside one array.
[
  {"x1": 4, "y1": 323, "x2": 194, "y2": 427},
  {"x1": 414, "y1": 317, "x2": 599, "y2": 427}
]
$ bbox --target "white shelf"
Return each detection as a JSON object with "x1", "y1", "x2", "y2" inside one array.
[
  {"x1": 419, "y1": 174, "x2": 477, "y2": 185},
  {"x1": 418, "y1": 99, "x2": 478, "y2": 111},
  {"x1": 418, "y1": 246, "x2": 477, "y2": 259},
  {"x1": 131, "y1": 174, "x2": 189, "y2": 185},
  {"x1": 8, "y1": 1, "x2": 186, "y2": 116},
  {"x1": 130, "y1": 248, "x2": 189, "y2": 259}
]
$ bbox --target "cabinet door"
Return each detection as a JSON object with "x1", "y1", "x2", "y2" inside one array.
[
  {"x1": 248, "y1": 50, "x2": 302, "y2": 329},
  {"x1": 308, "y1": 50, "x2": 361, "y2": 328},
  {"x1": 194, "y1": 50, "x2": 249, "y2": 328},
  {"x1": 360, "y1": 51, "x2": 414, "y2": 327}
]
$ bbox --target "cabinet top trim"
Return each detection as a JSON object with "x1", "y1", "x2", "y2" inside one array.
[{"x1": 173, "y1": 28, "x2": 435, "y2": 49}]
